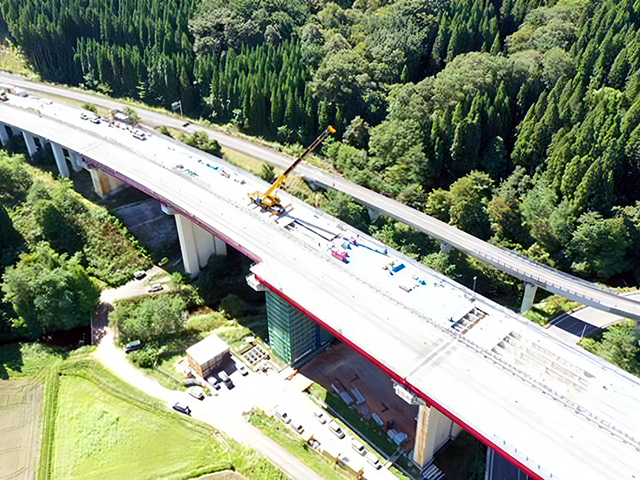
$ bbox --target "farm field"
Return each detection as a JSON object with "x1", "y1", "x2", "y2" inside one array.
[
  {"x1": 51, "y1": 369, "x2": 228, "y2": 480},
  {"x1": 0, "y1": 380, "x2": 45, "y2": 480}
]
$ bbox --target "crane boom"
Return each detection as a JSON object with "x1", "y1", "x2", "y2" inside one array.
[{"x1": 249, "y1": 126, "x2": 336, "y2": 215}]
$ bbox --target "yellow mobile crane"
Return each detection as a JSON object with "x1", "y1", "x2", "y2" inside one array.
[{"x1": 248, "y1": 125, "x2": 336, "y2": 215}]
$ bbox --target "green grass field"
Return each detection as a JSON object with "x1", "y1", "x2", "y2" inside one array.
[{"x1": 52, "y1": 374, "x2": 224, "y2": 480}]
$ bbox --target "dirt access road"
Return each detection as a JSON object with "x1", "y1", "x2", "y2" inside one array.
[{"x1": 94, "y1": 331, "x2": 324, "y2": 480}]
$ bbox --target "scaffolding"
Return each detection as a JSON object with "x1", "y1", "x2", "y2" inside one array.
[{"x1": 265, "y1": 290, "x2": 332, "y2": 365}]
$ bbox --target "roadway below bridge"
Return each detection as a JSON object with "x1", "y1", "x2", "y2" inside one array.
[
  {"x1": 2, "y1": 71, "x2": 640, "y2": 322},
  {"x1": 2, "y1": 92, "x2": 640, "y2": 480}
]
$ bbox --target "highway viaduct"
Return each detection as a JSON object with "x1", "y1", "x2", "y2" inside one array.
[
  {"x1": 2, "y1": 72, "x2": 640, "y2": 321},
  {"x1": 2, "y1": 95, "x2": 640, "y2": 480}
]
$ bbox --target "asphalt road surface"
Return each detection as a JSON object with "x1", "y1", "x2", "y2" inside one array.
[{"x1": 548, "y1": 292, "x2": 640, "y2": 344}]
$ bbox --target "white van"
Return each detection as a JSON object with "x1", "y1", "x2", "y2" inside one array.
[
  {"x1": 328, "y1": 421, "x2": 345, "y2": 439},
  {"x1": 365, "y1": 452, "x2": 382, "y2": 469},
  {"x1": 351, "y1": 439, "x2": 366, "y2": 456}
]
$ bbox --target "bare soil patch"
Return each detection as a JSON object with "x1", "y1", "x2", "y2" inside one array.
[
  {"x1": 190, "y1": 472, "x2": 248, "y2": 480},
  {"x1": 300, "y1": 341, "x2": 419, "y2": 449},
  {"x1": 111, "y1": 197, "x2": 178, "y2": 255},
  {"x1": 0, "y1": 380, "x2": 45, "y2": 480}
]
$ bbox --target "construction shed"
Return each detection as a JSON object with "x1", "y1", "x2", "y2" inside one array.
[{"x1": 186, "y1": 334, "x2": 230, "y2": 378}]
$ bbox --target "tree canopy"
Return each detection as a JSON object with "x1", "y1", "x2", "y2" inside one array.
[{"x1": 2, "y1": 244, "x2": 101, "y2": 338}]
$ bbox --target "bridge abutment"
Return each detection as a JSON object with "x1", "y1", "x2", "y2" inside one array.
[
  {"x1": 413, "y1": 405, "x2": 462, "y2": 467},
  {"x1": 520, "y1": 282, "x2": 538, "y2": 314},
  {"x1": 174, "y1": 213, "x2": 227, "y2": 277}
]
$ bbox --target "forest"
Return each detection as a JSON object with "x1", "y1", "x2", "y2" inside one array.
[{"x1": 3, "y1": 0, "x2": 640, "y2": 290}]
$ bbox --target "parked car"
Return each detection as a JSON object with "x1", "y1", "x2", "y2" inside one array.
[
  {"x1": 313, "y1": 411, "x2": 327, "y2": 424},
  {"x1": 133, "y1": 270, "x2": 146, "y2": 280},
  {"x1": 187, "y1": 386, "x2": 205, "y2": 400},
  {"x1": 351, "y1": 439, "x2": 366, "y2": 456},
  {"x1": 328, "y1": 421, "x2": 345, "y2": 439},
  {"x1": 238, "y1": 364, "x2": 248, "y2": 376},
  {"x1": 218, "y1": 370, "x2": 234, "y2": 389},
  {"x1": 274, "y1": 405, "x2": 291, "y2": 424},
  {"x1": 147, "y1": 283, "x2": 163, "y2": 293},
  {"x1": 80, "y1": 112, "x2": 89, "y2": 120},
  {"x1": 172, "y1": 402, "x2": 191, "y2": 415},
  {"x1": 365, "y1": 452, "x2": 382, "y2": 469},
  {"x1": 123, "y1": 340, "x2": 142, "y2": 353},
  {"x1": 206, "y1": 376, "x2": 221, "y2": 390},
  {"x1": 291, "y1": 421, "x2": 304, "y2": 434}
]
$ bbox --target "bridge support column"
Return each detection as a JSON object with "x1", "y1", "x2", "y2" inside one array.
[
  {"x1": 440, "y1": 241, "x2": 453, "y2": 254},
  {"x1": 413, "y1": 405, "x2": 462, "y2": 467},
  {"x1": 0, "y1": 123, "x2": 10, "y2": 145},
  {"x1": 21, "y1": 131, "x2": 39, "y2": 157},
  {"x1": 367, "y1": 207, "x2": 380, "y2": 222},
  {"x1": 50, "y1": 142, "x2": 70, "y2": 178},
  {"x1": 264, "y1": 290, "x2": 333, "y2": 366},
  {"x1": 174, "y1": 214, "x2": 226, "y2": 277},
  {"x1": 89, "y1": 169, "x2": 124, "y2": 198},
  {"x1": 520, "y1": 282, "x2": 538, "y2": 314},
  {"x1": 69, "y1": 151, "x2": 84, "y2": 171}
]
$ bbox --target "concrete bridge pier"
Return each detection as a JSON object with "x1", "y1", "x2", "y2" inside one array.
[
  {"x1": 49, "y1": 142, "x2": 70, "y2": 178},
  {"x1": 174, "y1": 213, "x2": 227, "y2": 277},
  {"x1": 89, "y1": 168, "x2": 124, "y2": 198},
  {"x1": 367, "y1": 207, "x2": 381, "y2": 222},
  {"x1": 0, "y1": 123, "x2": 10, "y2": 145},
  {"x1": 68, "y1": 151, "x2": 85, "y2": 172},
  {"x1": 413, "y1": 405, "x2": 462, "y2": 467},
  {"x1": 21, "y1": 130, "x2": 41, "y2": 157},
  {"x1": 520, "y1": 282, "x2": 538, "y2": 314},
  {"x1": 440, "y1": 241, "x2": 453, "y2": 254}
]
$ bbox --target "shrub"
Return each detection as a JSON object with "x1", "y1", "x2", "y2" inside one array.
[
  {"x1": 158, "y1": 126, "x2": 173, "y2": 137},
  {"x1": 81, "y1": 103, "x2": 97, "y2": 114},
  {"x1": 219, "y1": 294, "x2": 247, "y2": 318},
  {"x1": 186, "y1": 312, "x2": 227, "y2": 332},
  {"x1": 258, "y1": 162, "x2": 275, "y2": 182},
  {"x1": 129, "y1": 346, "x2": 158, "y2": 368},
  {"x1": 123, "y1": 106, "x2": 140, "y2": 125}
]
